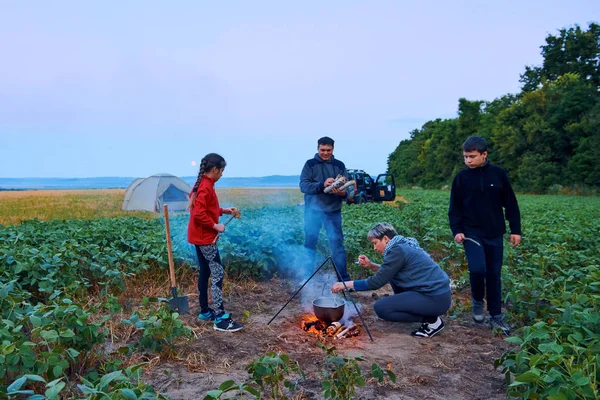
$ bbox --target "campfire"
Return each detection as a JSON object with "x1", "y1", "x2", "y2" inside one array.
[{"x1": 300, "y1": 315, "x2": 360, "y2": 339}]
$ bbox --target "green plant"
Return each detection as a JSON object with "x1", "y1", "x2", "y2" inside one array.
[
  {"x1": 203, "y1": 352, "x2": 304, "y2": 400},
  {"x1": 121, "y1": 298, "x2": 192, "y2": 353},
  {"x1": 77, "y1": 363, "x2": 169, "y2": 399},
  {"x1": 318, "y1": 343, "x2": 396, "y2": 400},
  {"x1": 6, "y1": 375, "x2": 66, "y2": 399},
  {"x1": 244, "y1": 352, "x2": 304, "y2": 400}
]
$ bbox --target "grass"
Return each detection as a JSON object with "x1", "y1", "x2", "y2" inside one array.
[{"x1": 0, "y1": 188, "x2": 305, "y2": 226}]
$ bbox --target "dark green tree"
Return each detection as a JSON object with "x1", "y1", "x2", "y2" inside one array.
[
  {"x1": 520, "y1": 23, "x2": 600, "y2": 92},
  {"x1": 387, "y1": 23, "x2": 600, "y2": 193}
]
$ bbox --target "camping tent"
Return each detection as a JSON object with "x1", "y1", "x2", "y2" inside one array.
[{"x1": 121, "y1": 173, "x2": 192, "y2": 212}]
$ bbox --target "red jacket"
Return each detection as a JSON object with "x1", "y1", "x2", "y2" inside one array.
[{"x1": 187, "y1": 176, "x2": 223, "y2": 245}]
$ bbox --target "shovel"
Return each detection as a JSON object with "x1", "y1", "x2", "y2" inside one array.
[{"x1": 163, "y1": 204, "x2": 190, "y2": 314}]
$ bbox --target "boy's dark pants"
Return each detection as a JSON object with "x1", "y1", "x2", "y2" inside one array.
[{"x1": 463, "y1": 236, "x2": 504, "y2": 316}]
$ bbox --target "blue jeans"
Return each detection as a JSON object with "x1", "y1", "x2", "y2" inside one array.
[
  {"x1": 463, "y1": 235, "x2": 504, "y2": 316},
  {"x1": 304, "y1": 208, "x2": 350, "y2": 281}
]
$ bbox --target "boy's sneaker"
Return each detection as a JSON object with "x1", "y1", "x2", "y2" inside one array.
[
  {"x1": 489, "y1": 315, "x2": 511, "y2": 336},
  {"x1": 198, "y1": 309, "x2": 216, "y2": 321},
  {"x1": 471, "y1": 299, "x2": 485, "y2": 323},
  {"x1": 411, "y1": 317, "x2": 445, "y2": 338},
  {"x1": 214, "y1": 313, "x2": 243, "y2": 332}
]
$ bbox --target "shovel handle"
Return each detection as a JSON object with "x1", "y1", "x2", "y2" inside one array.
[{"x1": 163, "y1": 205, "x2": 177, "y2": 288}]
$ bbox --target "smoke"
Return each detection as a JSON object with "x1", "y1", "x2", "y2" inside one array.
[{"x1": 293, "y1": 259, "x2": 361, "y2": 326}]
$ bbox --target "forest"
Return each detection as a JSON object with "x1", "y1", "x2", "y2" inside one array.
[{"x1": 387, "y1": 23, "x2": 600, "y2": 193}]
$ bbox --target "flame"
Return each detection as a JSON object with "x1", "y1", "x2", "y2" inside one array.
[{"x1": 300, "y1": 314, "x2": 325, "y2": 335}]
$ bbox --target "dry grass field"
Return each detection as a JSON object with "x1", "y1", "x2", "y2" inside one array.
[
  {"x1": 0, "y1": 189, "x2": 153, "y2": 226},
  {"x1": 0, "y1": 188, "x2": 304, "y2": 226}
]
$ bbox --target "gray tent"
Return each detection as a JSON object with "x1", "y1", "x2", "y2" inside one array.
[{"x1": 121, "y1": 173, "x2": 192, "y2": 212}]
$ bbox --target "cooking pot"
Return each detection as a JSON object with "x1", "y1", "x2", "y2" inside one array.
[{"x1": 313, "y1": 297, "x2": 345, "y2": 324}]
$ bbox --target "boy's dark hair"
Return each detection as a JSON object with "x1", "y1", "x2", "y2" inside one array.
[
  {"x1": 318, "y1": 136, "x2": 335, "y2": 147},
  {"x1": 462, "y1": 136, "x2": 488, "y2": 153}
]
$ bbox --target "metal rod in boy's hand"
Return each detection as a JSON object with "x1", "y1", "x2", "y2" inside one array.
[
  {"x1": 267, "y1": 257, "x2": 331, "y2": 325},
  {"x1": 463, "y1": 237, "x2": 481, "y2": 247},
  {"x1": 330, "y1": 259, "x2": 374, "y2": 343}
]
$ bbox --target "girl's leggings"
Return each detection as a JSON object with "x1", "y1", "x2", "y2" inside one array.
[{"x1": 194, "y1": 244, "x2": 225, "y2": 314}]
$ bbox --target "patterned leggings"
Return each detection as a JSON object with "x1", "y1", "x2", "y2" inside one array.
[{"x1": 194, "y1": 244, "x2": 225, "y2": 314}]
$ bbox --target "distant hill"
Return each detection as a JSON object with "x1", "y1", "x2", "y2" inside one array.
[
  {"x1": 182, "y1": 175, "x2": 299, "y2": 188},
  {"x1": 0, "y1": 175, "x2": 300, "y2": 190}
]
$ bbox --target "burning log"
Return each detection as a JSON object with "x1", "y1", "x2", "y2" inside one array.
[
  {"x1": 302, "y1": 319, "x2": 327, "y2": 332},
  {"x1": 335, "y1": 325, "x2": 357, "y2": 340}
]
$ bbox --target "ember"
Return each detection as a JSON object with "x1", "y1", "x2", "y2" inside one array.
[{"x1": 300, "y1": 315, "x2": 360, "y2": 339}]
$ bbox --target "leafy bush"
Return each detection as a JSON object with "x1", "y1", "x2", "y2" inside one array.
[{"x1": 121, "y1": 298, "x2": 192, "y2": 353}]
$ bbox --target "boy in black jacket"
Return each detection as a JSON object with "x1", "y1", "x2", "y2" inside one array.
[{"x1": 448, "y1": 136, "x2": 521, "y2": 335}]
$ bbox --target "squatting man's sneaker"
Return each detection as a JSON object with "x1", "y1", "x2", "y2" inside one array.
[
  {"x1": 489, "y1": 315, "x2": 511, "y2": 336},
  {"x1": 411, "y1": 317, "x2": 445, "y2": 338},
  {"x1": 198, "y1": 309, "x2": 217, "y2": 321},
  {"x1": 214, "y1": 313, "x2": 243, "y2": 332},
  {"x1": 471, "y1": 299, "x2": 485, "y2": 323}
]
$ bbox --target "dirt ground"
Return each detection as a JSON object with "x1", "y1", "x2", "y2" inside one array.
[{"x1": 143, "y1": 278, "x2": 513, "y2": 400}]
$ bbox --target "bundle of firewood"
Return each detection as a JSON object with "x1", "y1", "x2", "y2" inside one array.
[{"x1": 323, "y1": 175, "x2": 355, "y2": 193}]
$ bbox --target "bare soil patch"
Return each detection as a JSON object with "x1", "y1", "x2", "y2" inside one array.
[{"x1": 143, "y1": 278, "x2": 513, "y2": 399}]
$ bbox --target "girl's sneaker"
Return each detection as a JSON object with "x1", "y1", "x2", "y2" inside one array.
[
  {"x1": 411, "y1": 317, "x2": 445, "y2": 338},
  {"x1": 198, "y1": 309, "x2": 216, "y2": 321},
  {"x1": 214, "y1": 313, "x2": 243, "y2": 332}
]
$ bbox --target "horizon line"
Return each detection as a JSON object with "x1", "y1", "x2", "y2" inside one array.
[{"x1": 0, "y1": 174, "x2": 302, "y2": 180}]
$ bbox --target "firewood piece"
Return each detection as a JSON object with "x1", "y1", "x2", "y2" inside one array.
[
  {"x1": 332, "y1": 323, "x2": 345, "y2": 336},
  {"x1": 335, "y1": 325, "x2": 356, "y2": 340},
  {"x1": 326, "y1": 322, "x2": 342, "y2": 336},
  {"x1": 345, "y1": 330, "x2": 359, "y2": 338}
]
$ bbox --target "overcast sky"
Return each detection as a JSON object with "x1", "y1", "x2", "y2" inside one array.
[{"x1": 1, "y1": 1, "x2": 597, "y2": 178}]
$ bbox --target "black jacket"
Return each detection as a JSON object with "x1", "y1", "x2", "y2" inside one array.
[{"x1": 448, "y1": 162, "x2": 521, "y2": 239}]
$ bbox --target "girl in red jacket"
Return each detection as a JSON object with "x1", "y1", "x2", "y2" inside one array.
[{"x1": 188, "y1": 153, "x2": 242, "y2": 332}]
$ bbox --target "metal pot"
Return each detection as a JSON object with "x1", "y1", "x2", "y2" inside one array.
[{"x1": 313, "y1": 297, "x2": 345, "y2": 324}]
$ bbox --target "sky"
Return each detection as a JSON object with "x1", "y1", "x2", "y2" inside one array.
[{"x1": 0, "y1": 1, "x2": 598, "y2": 178}]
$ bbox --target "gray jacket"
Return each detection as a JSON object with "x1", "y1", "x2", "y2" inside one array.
[
  {"x1": 353, "y1": 242, "x2": 451, "y2": 296},
  {"x1": 299, "y1": 154, "x2": 348, "y2": 213}
]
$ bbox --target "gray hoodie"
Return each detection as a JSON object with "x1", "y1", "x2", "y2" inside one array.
[
  {"x1": 299, "y1": 154, "x2": 348, "y2": 213},
  {"x1": 354, "y1": 239, "x2": 451, "y2": 296}
]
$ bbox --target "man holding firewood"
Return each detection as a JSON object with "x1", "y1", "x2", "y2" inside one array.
[{"x1": 300, "y1": 136, "x2": 351, "y2": 281}]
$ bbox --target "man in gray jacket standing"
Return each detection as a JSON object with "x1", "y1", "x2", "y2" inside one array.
[{"x1": 300, "y1": 136, "x2": 351, "y2": 281}]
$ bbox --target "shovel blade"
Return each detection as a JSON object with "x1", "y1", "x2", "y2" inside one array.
[
  {"x1": 168, "y1": 288, "x2": 190, "y2": 314},
  {"x1": 168, "y1": 296, "x2": 190, "y2": 314}
]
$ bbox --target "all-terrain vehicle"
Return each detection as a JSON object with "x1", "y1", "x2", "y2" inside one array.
[{"x1": 345, "y1": 169, "x2": 396, "y2": 204}]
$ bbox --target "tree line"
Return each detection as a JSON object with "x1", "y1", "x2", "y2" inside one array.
[{"x1": 387, "y1": 23, "x2": 600, "y2": 193}]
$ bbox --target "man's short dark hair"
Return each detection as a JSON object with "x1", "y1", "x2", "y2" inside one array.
[
  {"x1": 462, "y1": 136, "x2": 487, "y2": 153},
  {"x1": 318, "y1": 136, "x2": 335, "y2": 147}
]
